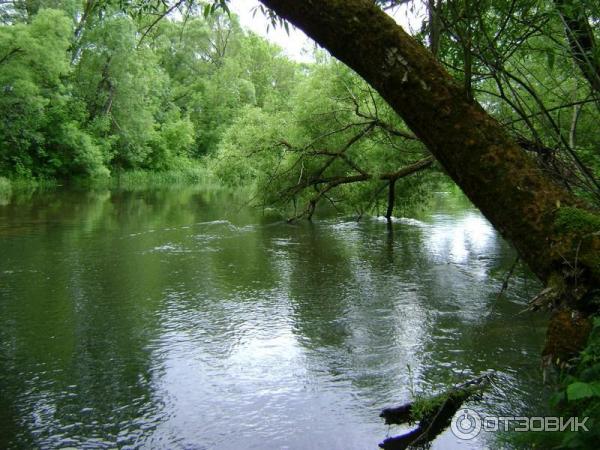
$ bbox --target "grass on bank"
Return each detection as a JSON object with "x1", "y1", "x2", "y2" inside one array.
[
  {"x1": 0, "y1": 176, "x2": 11, "y2": 205},
  {"x1": 0, "y1": 159, "x2": 219, "y2": 199},
  {"x1": 105, "y1": 165, "x2": 215, "y2": 190}
]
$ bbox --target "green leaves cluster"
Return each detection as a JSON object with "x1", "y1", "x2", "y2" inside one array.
[
  {"x1": 2, "y1": 0, "x2": 597, "y2": 216},
  {"x1": 548, "y1": 316, "x2": 600, "y2": 448},
  {"x1": 0, "y1": 2, "x2": 297, "y2": 181},
  {"x1": 0, "y1": 9, "x2": 93, "y2": 178},
  {"x1": 211, "y1": 60, "x2": 438, "y2": 218}
]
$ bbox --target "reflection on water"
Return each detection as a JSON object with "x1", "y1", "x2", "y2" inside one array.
[{"x1": 0, "y1": 188, "x2": 548, "y2": 449}]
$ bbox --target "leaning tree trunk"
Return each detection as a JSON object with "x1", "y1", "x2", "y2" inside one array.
[{"x1": 259, "y1": 0, "x2": 600, "y2": 361}]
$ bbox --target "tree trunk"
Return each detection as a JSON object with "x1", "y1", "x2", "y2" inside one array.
[
  {"x1": 385, "y1": 179, "x2": 395, "y2": 221},
  {"x1": 554, "y1": 0, "x2": 600, "y2": 98},
  {"x1": 259, "y1": 0, "x2": 600, "y2": 358},
  {"x1": 427, "y1": 0, "x2": 441, "y2": 58}
]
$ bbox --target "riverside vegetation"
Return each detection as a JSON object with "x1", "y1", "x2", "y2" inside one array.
[{"x1": 2, "y1": 0, "x2": 600, "y2": 447}]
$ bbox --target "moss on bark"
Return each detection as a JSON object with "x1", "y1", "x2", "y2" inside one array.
[{"x1": 555, "y1": 207, "x2": 600, "y2": 236}]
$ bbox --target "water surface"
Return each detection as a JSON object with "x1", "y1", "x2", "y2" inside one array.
[{"x1": 0, "y1": 187, "x2": 549, "y2": 449}]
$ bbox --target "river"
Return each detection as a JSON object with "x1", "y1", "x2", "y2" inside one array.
[{"x1": 0, "y1": 187, "x2": 549, "y2": 449}]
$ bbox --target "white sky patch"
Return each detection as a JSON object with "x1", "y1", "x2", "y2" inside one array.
[{"x1": 228, "y1": 0, "x2": 426, "y2": 62}]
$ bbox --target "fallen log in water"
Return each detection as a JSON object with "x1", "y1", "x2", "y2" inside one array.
[{"x1": 379, "y1": 372, "x2": 493, "y2": 449}]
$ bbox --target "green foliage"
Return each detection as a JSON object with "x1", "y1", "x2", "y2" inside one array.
[
  {"x1": 410, "y1": 394, "x2": 448, "y2": 424},
  {"x1": 0, "y1": 4, "x2": 300, "y2": 181},
  {"x1": 54, "y1": 122, "x2": 110, "y2": 178},
  {"x1": 1, "y1": 0, "x2": 597, "y2": 219},
  {"x1": 566, "y1": 381, "x2": 600, "y2": 401},
  {"x1": 210, "y1": 105, "x2": 293, "y2": 188},
  {"x1": 0, "y1": 9, "x2": 73, "y2": 177},
  {"x1": 0, "y1": 176, "x2": 10, "y2": 205},
  {"x1": 410, "y1": 387, "x2": 476, "y2": 424},
  {"x1": 511, "y1": 316, "x2": 600, "y2": 449},
  {"x1": 148, "y1": 109, "x2": 195, "y2": 169},
  {"x1": 211, "y1": 60, "x2": 439, "y2": 218},
  {"x1": 555, "y1": 207, "x2": 600, "y2": 236},
  {"x1": 110, "y1": 160, "x2": 213, "y2": 189},
  {"x1": 556, "y1": 316, "x2": 600, "y2": 448}
]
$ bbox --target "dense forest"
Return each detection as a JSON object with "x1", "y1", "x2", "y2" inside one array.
[
  {"x1": 0, "y1": 3, "x2": 289, "y2": 178},
  {"x1": 2, "y1": 0, "x2": 598, "y2": 219},
  {"x1": 0, "y1": 0, "x2": 442, "y2": 218},
  {"x1": 1, "y1": 0, "x2": 600, "y2": 447}
]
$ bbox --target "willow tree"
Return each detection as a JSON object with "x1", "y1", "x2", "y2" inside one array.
[{"x1": 251, "y1": 0, "x2": 600, "y2": 361}]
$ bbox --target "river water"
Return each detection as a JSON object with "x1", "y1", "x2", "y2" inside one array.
[{"x1": 0, "y1": 187, "x2": 549, "y2": 449}]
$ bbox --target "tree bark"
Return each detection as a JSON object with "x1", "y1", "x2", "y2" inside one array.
[
  {"x1": 554, "y1": 0, "x2": 600, "y2": 97},
  {"x1": 259, "y1": 0, "x2": 600, "y2": 356},
  {"x1": 427, "y1": 0, "x2": 441, "y2": 57}
]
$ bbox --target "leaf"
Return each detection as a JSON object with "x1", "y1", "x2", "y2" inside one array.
[
  {"x1": 219, "y1": 0, "x2": 230, "y2": 15},
  {"x1": 567, "y1": 382, "x2": 595, "y2": 400}
]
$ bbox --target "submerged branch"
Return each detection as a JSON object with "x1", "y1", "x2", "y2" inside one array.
[
  {"x1": 379, "y1": 372, "x2": 493, "y2": 450},
  {"x1": 287, "y1": 156, "x2": 433, "y2": 222}
]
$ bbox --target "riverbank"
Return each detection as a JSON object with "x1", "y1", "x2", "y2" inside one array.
[{"x1": 0, "y1": 162, "x2": 217, "y2": 201}]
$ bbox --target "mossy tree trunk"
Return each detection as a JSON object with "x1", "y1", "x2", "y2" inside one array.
[{"x1": 259, "y1": 0, "x2": 600, "y2": 360}]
